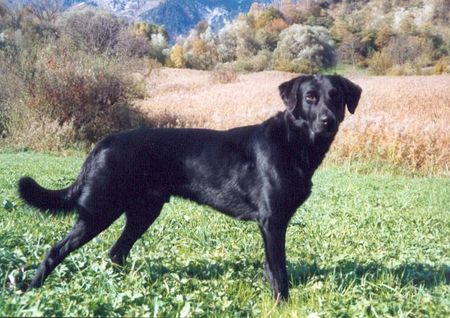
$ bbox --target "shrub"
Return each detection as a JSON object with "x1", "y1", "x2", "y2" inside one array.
[
  {"x1": 7, "y1": 113, "x2": 78, "y2": 152},
  {"x1": 386, "y1": 64, "x2": 413, "y2": 76},
  {"x1": 62, "y1": 10, "x2": 124, "y2": 54},
  {"x1": 254, "y1": 6, "x2": 283, "y2": 30},
  {"x1": 181, "y1": 26, "x2": 219, "y2": 70},
  {"x1": 168, "y1": 44, "x2": 186, "y2": 68},
  {"x1": 434, "y1": 57, "x2": 448, "y2": 74},
  {"x1": 224, "y1": 50, "x2": 272, "y2": 73},
  {"x1": 209, "y1": 69, "x2": 238, "y2": 84},
  {"x1": 24, "y1": 47, "x2": 147, "y2": 144},
  {"x1": 250, "y1": 49, "x2": 273, "y2": 71},
  {"x1": 385, "y1": 35, "x2": 431, "y2": 66},
  {"x1": 273, "y1": 24, "x2": 336, "y2": 73},
  {"x1": 0, "y1": 62, "x2": 15, "y2": 132},
  {"x1": 255, "y1": 28, "x2": 279, "y2": 51},
  {"x1": 217, "y1": 26, "x2": 238, "y2": 63},
  {"x1": 368, "y1": 50, "x2": 393, "y2": 75},
  {"x1": 273, "y1": 56, "x2": 296, "y2": 73},
  {"x1": 331, "y1": 18, "x2": 366, "y2": 66},
  {"x1": 148, "y1": 33, "x2": 170, "y2": 63},
  {"x1": 114, "y1": 30, "x2": 150, "y2": 58},
  {"x1": 218, "y1": 19, "x2": 258, "y2": 61},
  {"x1": 386, "y1": 64, "x2": 408, "y2": 76}
]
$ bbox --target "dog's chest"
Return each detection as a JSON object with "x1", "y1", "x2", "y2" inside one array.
[{"x1": 179, "y1": 159, "x2": 260, "y2": 219}]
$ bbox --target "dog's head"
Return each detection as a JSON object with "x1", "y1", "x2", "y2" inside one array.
[{"x1": 279, "y1": 75, "x2": 361, "y2": 141}]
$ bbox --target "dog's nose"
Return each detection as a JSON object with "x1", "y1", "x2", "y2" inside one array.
[{"x1": 319, "y1": 115, "x2": 334, "y2": 127}]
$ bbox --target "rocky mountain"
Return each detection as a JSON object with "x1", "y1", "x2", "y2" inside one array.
[
  {"x1": 140, "y1": 0, "x2": 272, "y2": 36},
  {"x1": 62, "y1": 1, "x2": 164, "y2": 19},
  {"x1": 11, "y1": 1, "x2": 273, "y2": 37}
]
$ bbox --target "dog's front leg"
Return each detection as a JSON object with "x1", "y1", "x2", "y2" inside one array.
[{"x1": 259, "y1": 220, "x2": 289, "y2": 300}]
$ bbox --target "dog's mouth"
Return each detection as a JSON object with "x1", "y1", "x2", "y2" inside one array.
[
  {"x1": 288, "y1": 116, "x2": 337, "y2": 142},
  {"x1": 311, "y1": 119, "x2": 338, "y2": 138},
  {"x1": 310, "y1": 127, "x2": 337, "y2": 142}
]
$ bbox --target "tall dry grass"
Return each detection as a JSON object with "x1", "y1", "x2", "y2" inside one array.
[
  {"x1": 332, "y1": 76, "x2": 449, "y2": 175},
  {"x1": 137, "y1": 68, "x2": 450, "y2": 175}
]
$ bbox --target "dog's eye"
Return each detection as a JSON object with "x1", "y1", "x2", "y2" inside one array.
[
  {"x1": 329, "y1": 89, "x2": 338, "y2": 99},
  {"x1": 305, "y1": 94, "x2": 317, "y2": 103}
]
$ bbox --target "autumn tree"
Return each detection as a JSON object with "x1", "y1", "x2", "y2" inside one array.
[
  {"x1": 274, "y1": 24, "x2": 336, "y2": 73},
  {"x1": 169, "y1": 44, "x2": 186, "y2": 68},
  {"x1": 181, "y1": 23, "x2": 219, "y2": 70},
  {"x1": 63, "y1": 10, "x2": 124, "y2": 54}
]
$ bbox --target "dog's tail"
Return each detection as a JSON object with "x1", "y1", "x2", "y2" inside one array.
[{"x1": 18, "y1": 176, "x2": 82, "y2": 213}]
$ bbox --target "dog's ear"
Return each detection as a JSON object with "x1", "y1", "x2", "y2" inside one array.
[
  {"x1": 337, "y1": 76, "x2": 362, "y2": 114},
  {"x1": 279, "y1": 76, "x2": 304, "y2": 112}
]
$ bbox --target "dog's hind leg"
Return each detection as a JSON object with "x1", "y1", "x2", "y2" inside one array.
[
  {"x1": 109, "y1": 200, "x2": 165, "y2": 266},
  {"x1": 28, "y1": 210, "x2": 121, "y2": 289}
]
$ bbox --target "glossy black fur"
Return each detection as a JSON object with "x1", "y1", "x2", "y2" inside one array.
[{"x1": 18, "y1": 75, "x2": 361, "y2": 299}]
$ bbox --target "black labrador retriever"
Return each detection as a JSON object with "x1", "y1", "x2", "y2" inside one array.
[{"x1": 18, "y1": 74, "x2": 361, "y2": 300}]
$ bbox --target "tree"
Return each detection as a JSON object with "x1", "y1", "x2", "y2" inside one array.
[
  {"x1": 432, "y1": 0, "x2": 450, "y2": 24},
  {"x1": 28, "y1": 0, "x2": 62, "y2": 22},
  {"x1": 169, "y1": 44, "x2": 185, "y2": 68},
  {"x1": 63, "y1": 10, "x2": 124, "y2": 54},
  {"x1": 273, "y1": 24, "x2": 336, "y2": 73},
  {"x1": 114, "y1": 31, "x2": 150, "y2": 58},
  {"x1": 216, "y1": 18, "x2": 258, "y2": 63},
  {"x1": 331, "y1": 16, "x2": 374, "y2": 66},
  {"x1": 375, "y1": 25, "x2": 394, "y2": 50},
  {"x1": 181, "y1": 25, "x2": 219, "y2": 70},
  {"x1": 149, "y1": 32, "x2": 169, "y2": 63},
  {"x1": 255, "y1": 6, "x2": 283, "y2": 30},
  {"x1": 368, "y1": 49, "x2": 392, "y2": 75},
  {"x1": 217, "y1": 25, "x2": 238, "y2": 63},
  {"x1": 385, "y1": 35, "x2": 431, "y2": 65},
  {"x1": 399, "y1": 13, "x2": 417, "y2": 35}
]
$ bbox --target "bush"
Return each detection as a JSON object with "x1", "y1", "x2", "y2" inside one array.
[
  {"x1": 7, "y1": 113, "x2": 78, "y2": 152},
  {"x1": 62, "y1": 11, "x2": 169, "y2": 60},
  {"x1": 23, "y1": 47, "x2": 147, "y2": 144},
  {"x1": 114, "y1": 30, "x2": 150, "y2": 58},
  {"x1": 385, "y1": 63, "x2": 422, "y2": 76},
  {"x1": 273, "y1": 24, "x2": 336, "y2": 73},
  {"x1": 148, "y1": 33, "x2": 170, "y2": 63},
  {"x1": 181, "y1": 26, "x2": 219, "y2": 70},
  {"x1": 216, "y1": 19, "x2": 258, "y2": 63},
  {"x1": 385, "y1": 35, "x2": 431, "y2": 65},
  {"x1": 434, "y1": 57, "x2": 448, "y2": 74},
  {"x1": 368, "y1": 50, "x2": 393, "y2": 75},
  {"x1": 386, "y1": 64, "x2": 409, "y2": 76},
  {"x1": 0, "y1": 59, "x2": 23, "y2": 135},
  {"x1": 209, "y1": 69, "x2": 238, "y2": 84},
  {"x1": 62, "y1": 10, "x2": 124, "y2": 54},
  {"x1": 168, "y1": 44, "x2": 186, "y2": 68},
  {"x1": 224, "y1": 50, "x2": 272, "y2": 73}
]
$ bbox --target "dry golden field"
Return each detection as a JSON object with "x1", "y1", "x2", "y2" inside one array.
[{"x1": 135, "y1": 68, "x2": 450, "y2": 175}]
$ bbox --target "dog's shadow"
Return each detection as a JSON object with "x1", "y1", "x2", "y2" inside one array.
[
  {"x1": 18, "y1": 257, "x2": 449, "y2": 292},
  {"x1": 287, "y1": 260, "x2": 450, "y2": 289},
  {"x1": 125, "y1": 257, "x2": 262, "y2": 282},
  {"x1": 124, "y1": 257, "x2": 449, "y2": 290}
]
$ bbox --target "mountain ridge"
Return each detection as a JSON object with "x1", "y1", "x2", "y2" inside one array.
[{"x1": 13, "y1": 0, "x2": 273, "y2": 37}]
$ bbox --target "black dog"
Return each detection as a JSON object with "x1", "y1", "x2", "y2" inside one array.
[{"x1": 18, "y1": 75, "x2": 361, "y2": 300}]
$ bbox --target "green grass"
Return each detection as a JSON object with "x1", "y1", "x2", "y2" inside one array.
[{"x1": 0, "y1": 151, "x2": 449, "y2": 317}]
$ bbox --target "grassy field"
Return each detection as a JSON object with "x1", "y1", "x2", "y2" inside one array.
[{"x1": 0, "y1": 151, "x2": 449, "y2": 317}]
